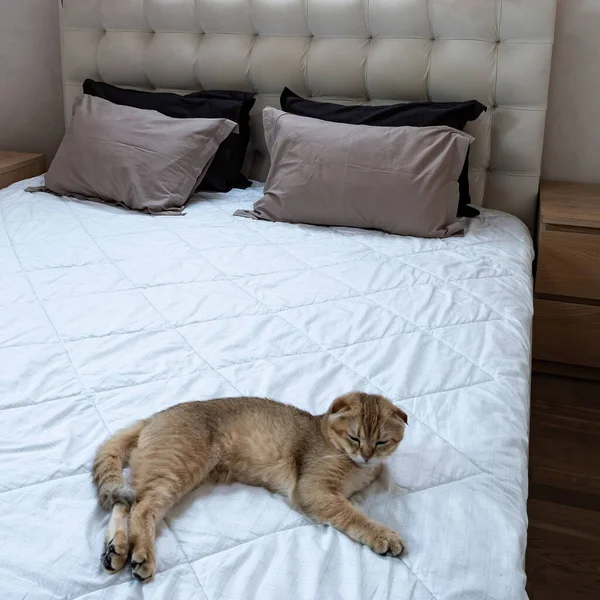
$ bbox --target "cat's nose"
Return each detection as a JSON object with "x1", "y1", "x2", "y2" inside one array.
[{"x1": 362, "y1": 451, "x2": 373, "y2": 462}]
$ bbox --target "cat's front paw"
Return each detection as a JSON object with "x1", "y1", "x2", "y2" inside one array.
[{"x1": 365, "y1": 528, "x2": 406, "y2": 557}]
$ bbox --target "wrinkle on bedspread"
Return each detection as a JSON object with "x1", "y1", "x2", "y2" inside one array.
[{"x1": 0, "y1": 177, "x2": 534, "y2": 600}]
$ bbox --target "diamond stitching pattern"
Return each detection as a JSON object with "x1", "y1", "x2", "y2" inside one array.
[{"x1": 0, "y1": 178, "x2": 534, "y2": 599}]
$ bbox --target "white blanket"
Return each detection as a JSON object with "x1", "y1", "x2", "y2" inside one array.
[{"x1": 0, "y1": 178, "x2": 533, "y2": 600}]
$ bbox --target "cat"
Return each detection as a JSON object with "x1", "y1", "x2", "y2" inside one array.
[{"x1": 93, "y1": 391, "x2": 408, "y2": 582}]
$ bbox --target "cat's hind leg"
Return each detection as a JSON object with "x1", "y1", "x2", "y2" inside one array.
[
  {"x1": 101, "y1": 502, "x2": 130, "y2": 572},
  {"x1": 128, "y1": 488, "x2": 171, "y2": 582},
  {"x1": 128, "y1": 450, "x2": 219, "y2": 582}
]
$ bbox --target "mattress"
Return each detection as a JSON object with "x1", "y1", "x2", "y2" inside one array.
[{"x1": 0, "y1": 177, "x2": 534, "y2": 600}]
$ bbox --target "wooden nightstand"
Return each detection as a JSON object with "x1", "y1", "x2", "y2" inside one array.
[
  {"x1": 533, "y1": 181, "x2": 600, "y2": 374},
  {"x1": 0, "y1": 151, "x2": 46, "y2": 190}
]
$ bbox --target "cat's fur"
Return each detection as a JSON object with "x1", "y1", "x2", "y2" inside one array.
[{"x1": 93, "y1": 391, "x2": 408, "y2": 582}]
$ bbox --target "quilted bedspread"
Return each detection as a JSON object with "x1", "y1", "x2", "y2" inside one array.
[{"x1": 0, "y1": 178, "x2": 534, "y2": 600}]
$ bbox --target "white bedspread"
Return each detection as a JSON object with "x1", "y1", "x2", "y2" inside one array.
[{"x1": 0, "y1": 177, "x2": 534, "y2": 600}]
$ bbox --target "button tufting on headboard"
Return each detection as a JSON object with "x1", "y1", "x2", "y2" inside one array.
[{"x1": 59, "y1": 0, "x2": 557, "y2": 229}]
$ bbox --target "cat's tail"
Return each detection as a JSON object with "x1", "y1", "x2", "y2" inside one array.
[{"x1": 93, "y1": 420, "x2": 145, "y2": 511}]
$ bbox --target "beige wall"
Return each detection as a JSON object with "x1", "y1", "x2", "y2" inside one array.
[
  {"x1": 0, "y1": 0, "x2": 64, "y2": 163},
  {"x1": 0, "y1": 0, "x2": 597, "y2": 184},
  {"x1": 543, "y1": 0, "x2": 600, "y2": 183}
]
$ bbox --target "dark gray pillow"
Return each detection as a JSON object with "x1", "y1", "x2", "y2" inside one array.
[
  {"x1": 28, "y1": 95, "x2": 236, "y2": 214},
  {"x1": 280, "y1": 87, "x2": 486, "y2": 217},
  {"x1": 83, "y1": 80, "x2": 255, "y2": 192}
]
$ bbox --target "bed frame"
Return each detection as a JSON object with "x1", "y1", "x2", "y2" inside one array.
[{"x1": 59, "y1": 0, "x2": 557, "y2": 229}]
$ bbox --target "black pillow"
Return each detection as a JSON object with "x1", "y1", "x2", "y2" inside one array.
[
  {"x1": 280, "y1": 88, "x2": 486, "y2": 217},
  {"x1": 83, "y1": 80, "x2": 255, "y2": 193}
]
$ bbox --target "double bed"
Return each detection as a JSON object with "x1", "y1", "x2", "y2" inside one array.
[{"x1": 0, "y1": 1, "x2": 557, "y2": 599}]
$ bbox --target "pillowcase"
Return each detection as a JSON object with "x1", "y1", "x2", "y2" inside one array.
[
  {"x1": 28, "y1": 95, "x2": 236, "y2": 214},
  {"x1": 235, "y1": 108, "x2": 472, "y2": 238},
  {"x1": 280, "y1": 88, "x2": 486, "y2": 217},
  {"x1": 83, "y1": 79, "x2": 255, "y2": 193}
]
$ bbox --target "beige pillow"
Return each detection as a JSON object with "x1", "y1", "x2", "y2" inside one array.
[
  {"x1": 28, "y1": 95, "x2": 236, "y2": 214},
  {"x1": 235, "y1": 107, "x2": 472, "y2": 237}
]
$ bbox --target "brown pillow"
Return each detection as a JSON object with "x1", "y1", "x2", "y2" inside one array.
[
  {"x1": 28, "y1": 95, "x2": 236, "y2": 214},
  {"x1": 235, "y1": 107, "x2": 472, "y2": 238}
]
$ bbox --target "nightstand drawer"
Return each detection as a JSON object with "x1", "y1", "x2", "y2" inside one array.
[
  {"x1": 536, "y1": 229, "x2": 600, "y2": 300},
  {"x1": 533, "y1": 299, "x2": 600, "y2": 368}
]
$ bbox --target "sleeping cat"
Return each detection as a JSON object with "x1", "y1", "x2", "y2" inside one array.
[{"x1": 93, "y1": 391, "x2": 408, "y2": 582}]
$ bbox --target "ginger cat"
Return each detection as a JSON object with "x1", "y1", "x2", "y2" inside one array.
[{"x1": 93, "y1": 391, "x2": 408, "y2": 582}]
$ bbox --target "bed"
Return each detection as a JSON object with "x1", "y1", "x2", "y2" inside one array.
[{"x1": 0, "y1": 1, "x2": 556, "y2": 599}]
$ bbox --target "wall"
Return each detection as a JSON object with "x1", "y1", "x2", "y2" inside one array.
[
  {"x1": 0, "y1": 0, "x2": 597, "y2": 184},
  {"x1": 542, "y1": 0, "x2": 600, "y2": 183},
  {"x1": 0, "y1": 0, "x2": 64, "y2": 163}
]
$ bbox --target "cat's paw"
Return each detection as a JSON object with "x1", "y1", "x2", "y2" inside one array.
[
  {"x1": 366, "y1": 528, "x2": 406, "y2": 557},
  {"x1": 101, "y1": 533, "x2": 129, "y2": 573},
  {"x1": 130, "y1": 549, "x2": 155, "y2": 582}
]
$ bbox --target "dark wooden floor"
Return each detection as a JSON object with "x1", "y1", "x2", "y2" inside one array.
[{"x1": 526, "y1": 373, "x2": 600, "y2": 599}]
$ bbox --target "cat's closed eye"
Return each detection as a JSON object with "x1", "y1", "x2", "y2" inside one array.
[
  {"x1": 375, "y1": 440, "x2": 389, "y2": 447},
  {"x1": 348, "y1": 435, "x2": 360, "y2": 444}
]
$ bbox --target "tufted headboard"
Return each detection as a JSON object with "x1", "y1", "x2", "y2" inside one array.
[{"x1": 59, "y1": 0, "x2": 557, "y2": 229}]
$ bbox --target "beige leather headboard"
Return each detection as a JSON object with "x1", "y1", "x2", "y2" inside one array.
[{"x1": 59, "y1": 0, "x2": 557, "y2": 228}]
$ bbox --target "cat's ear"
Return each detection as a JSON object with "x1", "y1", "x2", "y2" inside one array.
[
  {"x1": 329, "y1": 395, "x2": 351, "y2": 416},
  {"x1": 393, "y1": 406, "x2": 408, "y2": 425}
]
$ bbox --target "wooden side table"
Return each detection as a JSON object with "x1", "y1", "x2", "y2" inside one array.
[
  {"x1": 533, "y1": 181, "x2": 600, "y2": 376},
  {"x1": 0, "y1": 151, "x2": 46, "y2": 190}
]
